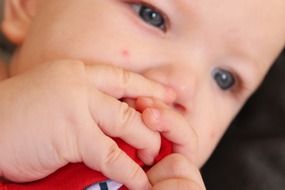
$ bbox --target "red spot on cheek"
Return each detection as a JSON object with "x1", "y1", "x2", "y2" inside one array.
[{"x1": 121, "y1": 49, "x2": 130, "y2": 58}]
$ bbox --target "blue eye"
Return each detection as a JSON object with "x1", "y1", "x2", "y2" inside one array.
[
  {"x1": 131, "y1": 3, "x2": 166, "y2": 31},
  {"x1": 212, "y1": 68, "x2": 236, "y2": 90}
]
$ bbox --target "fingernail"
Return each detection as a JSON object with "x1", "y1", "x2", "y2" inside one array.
[{"x1": 147, "y1": 108, "x2": 160, "y2": 124}]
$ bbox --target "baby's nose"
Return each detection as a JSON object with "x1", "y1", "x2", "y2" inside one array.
[{"x1": 143, "y1": 65, "x2": 196, "y2": 112}]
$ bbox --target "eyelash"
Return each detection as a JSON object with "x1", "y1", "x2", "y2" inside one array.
[{"x1": 127, "y1": 1, "x2": 170, "y2": 32}]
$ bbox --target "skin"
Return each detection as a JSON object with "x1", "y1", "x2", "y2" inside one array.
[
  {"x1": 147, "y1": 154, "x2": 205, "y2": 190},
  {"x1": 9, "y1": 0, "x2": 285, "y2": 164},
  {"x1": 0, "y1": 0, "x2": 285, "y2": 189},
  {"x1": 0, "y1": 62, "x2": 7, "y2": 80}
]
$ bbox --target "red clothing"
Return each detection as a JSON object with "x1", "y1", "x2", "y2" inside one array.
[{"x1": 0, "y1": 138, "x2": 172, "y2": 190}]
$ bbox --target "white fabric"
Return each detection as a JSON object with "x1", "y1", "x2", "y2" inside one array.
[{"x1": 86, "y1": 180, "x2": 122, "y2": 190}]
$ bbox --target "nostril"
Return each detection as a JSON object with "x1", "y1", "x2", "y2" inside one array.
[{"x1": 173, "y1": 102, "x2": 187, "y2": 114}]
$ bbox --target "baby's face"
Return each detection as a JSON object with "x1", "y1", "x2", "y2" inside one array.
[{"x1": 8, "y1": 0, "x2": 285, "y2": 166}]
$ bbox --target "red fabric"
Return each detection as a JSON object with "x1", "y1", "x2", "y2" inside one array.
[{"x1": 0, "y1": 138, "x2": 172, "y2": 190}]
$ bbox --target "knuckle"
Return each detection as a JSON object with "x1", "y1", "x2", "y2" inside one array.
[
  {"x1": 128, "y1": 164, "x2": 143, "y2": 182},
  {"x1": 98, "y1": 65, "x2": 132, "y2": 97},
  {"x1": 58, "y1": 128, "x2": 81, "y2": 163},
  {"x1": 118, "y1": 67, "x2": 131, "y2": 89},
  {"x1": 102, "y1": 142, "x2": 123, "y2": 168},
  {"x1": 116, "y1": 102, "x2": 138, "y2": 135}
]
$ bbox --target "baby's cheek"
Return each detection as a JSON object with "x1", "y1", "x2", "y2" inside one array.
[
  {"x1": 192, "y1": 111, "x2": 232, "y2": 166},
  {"x1": 104, "y1": 48, "x2": 134, "y2": 70},
  {"x1": 0, "y1": 60, "x2": 8, "y2": 80}
]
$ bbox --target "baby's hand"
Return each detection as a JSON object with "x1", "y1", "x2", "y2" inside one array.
[
  {"x1": 0, "y1": 60, "x2": 174, "y2": 190},
  {"x1": 147, "y1": 154, "x2": 205, "y2": 190},
  {"x1": 136, "y1": 97, "x2": 198, "y2": 165}
]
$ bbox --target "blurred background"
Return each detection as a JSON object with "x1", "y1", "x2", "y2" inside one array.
[{"x1": 0, "y1": 0, "x2": 284, "y2": 189}]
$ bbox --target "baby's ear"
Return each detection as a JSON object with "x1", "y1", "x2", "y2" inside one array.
[{"x1": 1, "y1": 0, "x2": 39, "y2": 45}]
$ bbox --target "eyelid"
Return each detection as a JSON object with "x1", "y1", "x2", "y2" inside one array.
[
  {"x1": 225, "y1": 70, "x2": 251, "y2": 101},
  {"x1": 126, "y1": 0, "x2": 171, "y2": 32},
  {"x1": 223, "y1": 64, "x2": 255, "y2": 94},
  {"x1": 212, "y1": 68, "x2": 249, "y2": 102},
  {"x1": 228, "y1": 70, "x2": 242, "y2": 92}
]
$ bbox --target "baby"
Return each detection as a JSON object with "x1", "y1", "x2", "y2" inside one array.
[{"x1": 0, "y1": 0, "x2": 285, "y2": 189}]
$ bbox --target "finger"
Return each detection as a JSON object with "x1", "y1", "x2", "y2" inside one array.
[
  {"x1": 143, "y1": 107, "x2": 198, "y2": 161},
  {"x1": 85, "y1": 64, "x2": 176, "y2": 103},
  {"x1": 79, "y1": 125, "x2": 152, "y2": 190},
  {"x1": 122, "y1": 98, "x2": 136, "y2": 109},
  {"x1": 89, "y1": 89, "x2": 161, "y2": 165},
  {"x1": 152, "y1": 178, "x2": 204, "y2": 190},
  {"x1": 147, "y1": 154, "x2": 204, "y2": 189},
  {"x1": 135, "y1": 97, "x2": 168, "y2": 112},
  {"x1": 138, "y1": 98, "x2": 198, "y2": 162}
]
